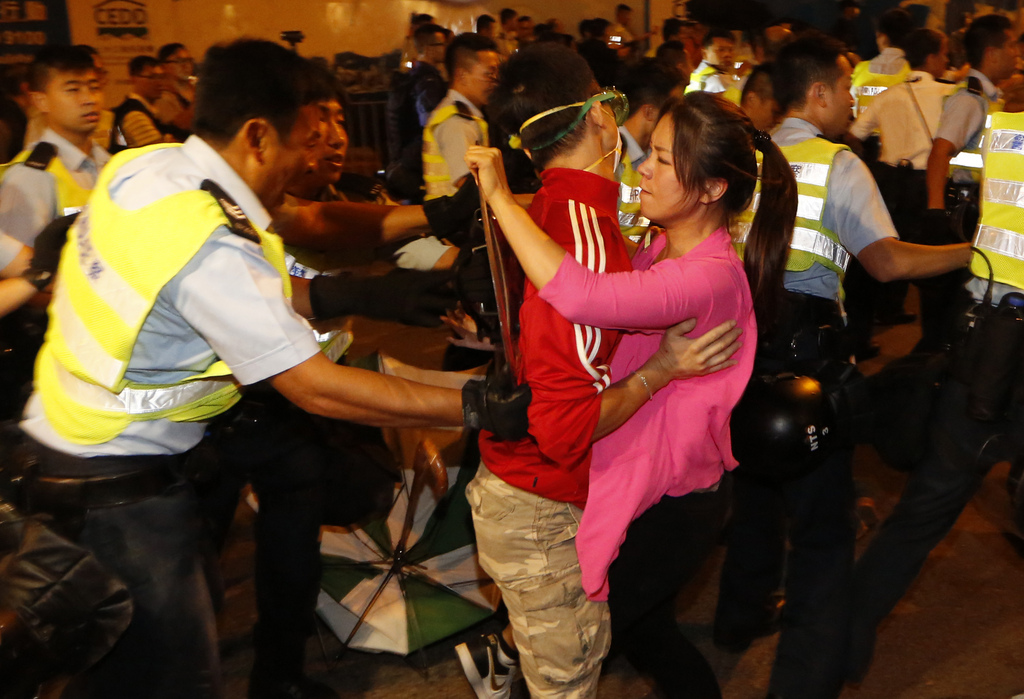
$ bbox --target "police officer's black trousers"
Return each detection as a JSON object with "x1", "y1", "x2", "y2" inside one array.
[
  {"x1": 196, "y1": 402, "x2": 329, "y2": 686},
  {"x1": 716, "y1": 450, "x2": 856, "y2": 699},
  {"x1": 847, "y1": 377, "x2": 1024, "y2": 681},
  {"x1": 27, "y1": 442, "x2": 220, "y2": 699}
]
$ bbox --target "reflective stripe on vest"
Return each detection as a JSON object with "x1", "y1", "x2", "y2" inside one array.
[
  {"x1": 851, "y1": 60, "x2": 910, "y2": 116},
  {"x1": 685, "y1": 64, "x2": 742, "y2": 104},
  {"x1": 422, "y1": 103, "x2": 488, "y2": 201},
  {"x1": 36, "y1": 144, "x2": 292, "y2": 445},
  {"x1": 617, "y1": 155, "x2": 650, "y2": 242},
  {"x1": 686, "y1": 64, "x2": 719, "y2": 93},
  {"x1": 969, "y1": 112, "x2": 1024, "y2": 287},
  {"x1": 734, "y1": 139, "x2": 851, "y2": 278},
  {"x1": 285, "y1": 253, "x2": 352, "y2": 363},
  {"x1": 0, "y1": 146, "x2": 94, "y2": 215}
]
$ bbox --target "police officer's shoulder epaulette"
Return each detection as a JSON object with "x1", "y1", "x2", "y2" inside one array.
[
  {"x1": 24, "y1": 141, "x2": 57, "y2": 171},
  {"x1": 966, "y1": 76, "x2": 984, "y2": 97},
  {"x1": 200, "y1": 179, "x2": 260, "y2": 243},
  {"x1": 454, "y1": 101, "x2": 478, "y2": 120}
]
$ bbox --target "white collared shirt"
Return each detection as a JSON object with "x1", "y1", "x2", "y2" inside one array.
[
  {"x1": 0, "y1": 127, "x2": 110, "y2": 245},
  {"x1": 850, "y1": 71, "x2": 956, "y2": 169}
]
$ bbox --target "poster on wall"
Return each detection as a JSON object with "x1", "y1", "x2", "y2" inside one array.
[
  {"x1": 0, "y1": 0, "x2": 71, "y2": 66},
  {"x1": 87, "y1": 0, "x2": 154, "y2": 66}
]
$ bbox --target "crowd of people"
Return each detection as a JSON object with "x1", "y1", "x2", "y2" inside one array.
[{"x1": 0, "y1": 3, "x2": 1022, "y2": 699}]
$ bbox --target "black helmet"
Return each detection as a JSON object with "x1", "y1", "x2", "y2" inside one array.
[{"x1": 730, "y1": 373, "x2": 836, "y2": 483}]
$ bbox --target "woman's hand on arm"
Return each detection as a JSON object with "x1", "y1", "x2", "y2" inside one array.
[
  {"x1": 592, "y1": 319, "x2": 743, "y2": 440},
  {"x1": 464, "y1": 146, "x2": 567, "y2": 289}
]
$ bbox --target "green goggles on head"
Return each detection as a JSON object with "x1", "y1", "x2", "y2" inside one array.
[{"x1": 508, "y1": 89, "x2": 629, "y2": 150}]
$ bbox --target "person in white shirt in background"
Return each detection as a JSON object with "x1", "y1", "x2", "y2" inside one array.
[{"x1": 849, "y1": 28, "x2": 955, "y2": 344}]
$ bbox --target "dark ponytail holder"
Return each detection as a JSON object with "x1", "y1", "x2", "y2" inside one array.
[{"x1": 752, "y1": 129, "x2": 772, "y2": 149}]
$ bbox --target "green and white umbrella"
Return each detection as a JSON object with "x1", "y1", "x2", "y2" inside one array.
[{"x1": 316, "y1": 358, "x2": 499, "y2": 656}]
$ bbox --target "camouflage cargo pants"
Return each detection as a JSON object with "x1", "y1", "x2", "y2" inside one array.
[{"x1": 466, "y1": 463, "x2": 611, "y2": 698}]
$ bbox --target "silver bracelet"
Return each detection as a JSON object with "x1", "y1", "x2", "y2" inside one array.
[{"x1": 634, "y1": 370, "x2": 654, "y2": 401}]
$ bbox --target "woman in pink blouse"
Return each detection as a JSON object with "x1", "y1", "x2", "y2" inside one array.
[{"x1": 467, "y1": 92, "x2": 797, "y2": 697}]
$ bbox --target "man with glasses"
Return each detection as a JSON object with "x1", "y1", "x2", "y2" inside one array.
[
  {"x1": 385, "y1": 22, "x2": 448, "y2": 203},
  {"x1": 416, "y1": 32, "x2": 500, "y2": 269},
  {"x1": 110, "y1": 55, "x2": 186, "y2": 153},
  {"x1": 156, "y1": 42, "x2": 196, "y2": 137}
]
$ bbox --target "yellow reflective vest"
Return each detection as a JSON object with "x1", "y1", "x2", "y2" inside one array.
[
  {"x1": 36, "y1": 144, "x2": 292, "y2": 445},
  {"x1": 686, "y1": 63, "x2": 742, "y2": 105},
  {"x1": 970, "y1": 111, "x2": 1024, "y2": 287},
  {"x1": 851, "y1": 59, "x2": 911, "y2": 117},
  {"x1": 0, "y1": 142, "x2": 94, "y2": 216},
  {"x1": 617, "y1": 154, "x2": 651, "y2": 243},
  {"x1": 422, "y1": 101, "x2": 488, "y2": 201},
  {"x1": 734, "y1": 139, "x2": 851, "y2": 283}
]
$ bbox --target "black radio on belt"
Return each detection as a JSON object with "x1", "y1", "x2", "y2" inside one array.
[{"x1": 953, "y1": 292, "x2": 1024, "y2": 422}]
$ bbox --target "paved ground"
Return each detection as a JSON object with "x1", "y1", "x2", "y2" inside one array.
[{"x1": 61, "y1": 290, "x2": 1024, "y2": 698}]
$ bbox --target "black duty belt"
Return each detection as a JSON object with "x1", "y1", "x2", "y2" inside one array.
[{"x1": 24, "y1": 445, "x2": 184, "y2": 512}]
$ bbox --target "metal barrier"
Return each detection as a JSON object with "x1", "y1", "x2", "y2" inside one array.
[{"x1": 344, "y1": 90, "x2": 388, "y2": 177}]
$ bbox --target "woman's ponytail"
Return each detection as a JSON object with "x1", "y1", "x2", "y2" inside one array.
[{"x1": 743, "y1": 134, "x2": 797, "y2": 332}]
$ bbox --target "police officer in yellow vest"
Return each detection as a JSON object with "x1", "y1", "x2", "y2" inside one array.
[
  {"x1": 0, "y1": 47, "x2": 111, "y2": 420},
  {"x1": 191, "y1": 73, "x2": 458, "y2": 699},
  {"x1": 417, "y1": 33, "x2": 499, "y2": 270},
  {"x1": 847, "y1": 109, "x2": 1024, "y2": 692},
  {"x1": 715, "y1": 34, "x2": 971, "y2": 699},
  {"x1": 917, "y1": 15, "x2": 1019, "y2": 352},
  {"x1": 18, "y1": 40, "x2": 527, "y2": 699},
  {"x1": 0, "y1": 46, "x2": 109, "y2": 246},
  {"x1": 686, "y1": 28, "x2": 745, "y2": 105},
  {"x1": 423, "y1": 33, "x2": 498, "y2": 200},
  {"x1": 849, "y1": 8, "x2": 912, "y2": 118},
  {"x1": 925, "y1": 14, "x2": 1018, "y2": 222},
  {"x1": 616, "y1": 59, "x2": 682, "y2": 244}
]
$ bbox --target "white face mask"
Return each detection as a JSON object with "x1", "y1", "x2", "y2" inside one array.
[{"x1": 584, "y1": 125, "x2": 623, "y2": 173}]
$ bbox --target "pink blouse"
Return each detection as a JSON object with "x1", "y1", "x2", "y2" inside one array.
[{"x1": 538, "y1": 228, "x2": 757, "y2": 600}]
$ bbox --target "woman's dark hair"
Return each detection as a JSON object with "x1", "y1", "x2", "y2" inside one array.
[{"x1": 660, "y1": 92, "x2": 797, "y2": 330}]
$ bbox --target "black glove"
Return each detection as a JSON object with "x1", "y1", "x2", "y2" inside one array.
[
  {"x1": 918, "y1": 208, "x2": 960, "y2": 246},
  {"x1": 309, "y1": 268, "x2": 456, "y2": 327},
  {"x1": 462, "y1": 374, "x2": 531, "y2": 440},
  {"x1": 454, "y1": 245, "x2": 500, "y2": 342},
  {"x1": 22, "y1": 213, "x2": 77, "y2": 290},
  {"x1": 422, "y1": 177, "x2": 480, "y2": 246}
]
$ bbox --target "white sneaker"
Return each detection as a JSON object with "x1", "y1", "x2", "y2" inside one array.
[{"x1": 454, "y1": 633, "x2": 520, "y2": 699}]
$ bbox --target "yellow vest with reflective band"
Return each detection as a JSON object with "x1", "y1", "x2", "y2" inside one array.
[
  {"x1": 284, "y1": 246, "x2": 353, "y2": 363},
  {"x1": 685, "y1": 64, "x2": 742, "y2": 105},
  {"x1": 36, "y1": 144, "x2": 292, "y2": 445},
  {"x1": 851, "y1": 60, "x2": 910, "y2": 117},
  {"x1": 617, "y1": 155, "x2": 651, "y2": 243},
  {"x1": 970, "y1": 111, "x2": 1024, "y2": 287},
  {"x1": 734, "y1": 139, "x2": 851, "y2": 281},
  {"x1": 946, "y1": 84, "x2": 1003, "y2": 180},
  {"x1": 0, "y1": 144, "x2": 94, "y2": 216},
  {"x1": 422, "y1": 102, "x2": 488, "y2": 201}
]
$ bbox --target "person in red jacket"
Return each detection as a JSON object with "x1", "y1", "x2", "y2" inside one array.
[{"x1": 460, "y1": 43, "x2": 738, "y2": 699}]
